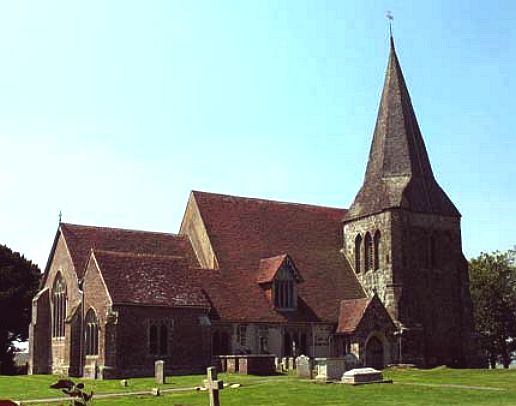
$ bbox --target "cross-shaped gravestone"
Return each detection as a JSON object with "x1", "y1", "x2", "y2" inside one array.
[{"x1": 204, "y1": 366, "x2": 224, "y2": 406}]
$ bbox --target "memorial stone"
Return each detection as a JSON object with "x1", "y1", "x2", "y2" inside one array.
[
  {"x1": 155, "y1": 360, "x2": 165, "y2": 385},
  {"x1": 296, "y1": 355, "x2": 313, "y2": 379}
]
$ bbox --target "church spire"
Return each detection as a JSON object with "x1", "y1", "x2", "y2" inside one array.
[{"x1": 346, "y1": 37, "x2": 460, "y2": 220}]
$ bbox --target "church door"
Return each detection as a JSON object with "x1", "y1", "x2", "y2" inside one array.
[{"x1": 365, "y1": 336, "x2": 384, "y2": 369}]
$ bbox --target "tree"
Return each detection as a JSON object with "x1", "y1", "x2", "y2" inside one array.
[
  {"x1": 469, "y1": 248, "x2": 516, "y2": 368},
  {"x1": 0, "y1": 244, "x2": 40, "y2": 374}
]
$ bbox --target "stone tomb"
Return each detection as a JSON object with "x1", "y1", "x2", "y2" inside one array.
[
  {"x1": 341, "y1": 367, "x2": 387, "y2": 385},
  {"x1": 314, "y1": 358, "x2": 347, "y2": 383},
  {"x1": 217, "y1": 354, "x2": 276, "y2": 375}
]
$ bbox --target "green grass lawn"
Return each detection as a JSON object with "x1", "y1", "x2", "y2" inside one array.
[{"x1": 1, "y1": 368, "x2": 516, "y2": 405}]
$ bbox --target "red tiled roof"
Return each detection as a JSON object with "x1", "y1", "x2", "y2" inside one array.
[
  {"x1": 60, "y1": 223, "x2": 198, "y2": 278},
  {"x1": 336, "y1": 297, "x2": 371, "y2": 334},
  {"x1": 190, "y1": 191, "x2": 365, "y2": 323},
  {"x1": 92, "y1": 250, "x2": 210, "y2": 308}
]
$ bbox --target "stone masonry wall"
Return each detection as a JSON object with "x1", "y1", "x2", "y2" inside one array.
[{"x1": 112, "y1": 305, "x2": 211, "y2": 377}]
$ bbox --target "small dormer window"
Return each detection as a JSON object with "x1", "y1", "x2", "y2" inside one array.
[
  {"x1": 257, "y1": 253, "x2": 303, "y2": 311},
  {"x1": 274, "y1": 267, "x2": 296, "y2": 309}
]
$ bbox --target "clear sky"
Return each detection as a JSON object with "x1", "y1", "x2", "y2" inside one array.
[{"x1": 0, "y1": 1, "x2": 514, "y2": 269}]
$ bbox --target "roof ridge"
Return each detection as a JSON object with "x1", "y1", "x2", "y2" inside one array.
[
  {"x1": 192, "y1": 190, "x2": 347, "y2": 212},
  {"x1": 92, "y1": 249, "x2": 187, "y2": 261},
  {"x1": 61, "y1": 223, "x2": 185, "y2": 238}
]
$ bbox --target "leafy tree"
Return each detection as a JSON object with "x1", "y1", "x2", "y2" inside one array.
[
  {"x1": 0, "y1": 245, "x2": 40, "y2": 374},
  {"x1": 469, "y1": 248, "x2": 516, "y2": 368}
]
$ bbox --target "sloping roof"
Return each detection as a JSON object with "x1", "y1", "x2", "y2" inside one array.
[
  {"x1": 189, "y1": 191, "x2": 365, "y2": 323},
  {"x1": 60, "y1": 223, "x2": 198, "y2": 278},
  {"x1": 346, "y1": 37, "x2": 460, "y2": 220},
  {"x1": 256, "y1": 254, "x2": 302, "y2": 284},
  {"x1": 92, "y1": 250, "x2": 210, "y2": 308},
  {"x1": 336, "y1": 297, "x2": 370, "y2": 334}
]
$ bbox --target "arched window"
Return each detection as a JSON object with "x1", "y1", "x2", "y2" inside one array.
[
  {"x1": 149, "y1": 325, "x2": 158, "y2": 354},
  {"x1": 52, "y1": 273, "x2": 67, "y2": 338},
  {"x1": 373, "y1": 230, "x2": 381, "y2": 270},
  {"x1": 85, "y1": 308, "x2": 99, "y2": 356},
  {"x1": 354, "y1": 234, "x2": 362, "y2": 273},
  {"x1": 364, "y1": 232, "x2": 373, "y2": 271},
  {"x1": 149, "y1": 320, "x2": 171, "y2": 356},
  {"x1": 159, "y1": 325, "x2": 168, "y2": 355}
]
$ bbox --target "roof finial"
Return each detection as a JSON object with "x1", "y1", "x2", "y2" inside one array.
[
  {"x1": 386, "y1": 10, "x2": 394, "y2": 42},
  {"x1": 58, "y1": 210, "x2": 62, "y2": 224}
]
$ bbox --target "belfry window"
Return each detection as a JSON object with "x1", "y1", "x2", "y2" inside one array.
[
  {"x1": 373, "y1": 230, "x2": 381, "y2": 270},
  {"x1": 364, "y1": 232, "x2": 373, "y2": 271},
  {"x1": 85, "y1": 308, "x2": 99, "y2": 356},
  {"x1": 52, "y1": 273, "x2": 67, "y2": 338},
  {"x1": 273, "y1": 267, "x2": 296, "y2": 309},
  {"x1": 354, "y1": 234, "x2": 362, "y2": 273}
]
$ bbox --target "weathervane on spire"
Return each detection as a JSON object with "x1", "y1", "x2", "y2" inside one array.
[
  {"x1": 386, "y1": 10, "x2": 394, "y2": 37},
  {"x1": 58, "y1": 210, "x2": 62, "y2": 224}
]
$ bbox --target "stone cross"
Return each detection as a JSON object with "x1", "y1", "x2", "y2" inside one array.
[
  {"x1": 155, "y1": 360, "x2": 165, "y2": 385},
  {"x1": 204, "y1": 366, "x2": 224, "y2": 406}
]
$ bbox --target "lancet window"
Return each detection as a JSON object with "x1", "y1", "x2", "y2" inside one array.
[
  {"x1": 354, "y1": 234, "x2": 362, "y2": 273},
  {"x1": 52, "y1": 273, "x2": 67, "y2": 338},
  {"x1": 364, "y1": 232, "x2": 373, "y2": 271},
  {"x1": 85, "y1": 308, "x2": 99, "y2": 356},
  {"x1": 373, "y1": 230, "x2": 381, "y2": 270}
]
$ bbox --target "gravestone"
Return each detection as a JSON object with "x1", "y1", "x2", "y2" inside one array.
[
  {"x1": 204, "y1": 366, "x2": 224, "y2": 406},
  {"x1": 296, "y1": 355, "x2": 313, "y2": 379},
  {"x1": 281, "y1": 357, "x2": 288, "y2": 371},
  {"x1": 288, "y1": 357, "x2": 295, "y2": 370},
  {"x1": 275, "y1": 357, "x2": 281, "y2": 372},
  {"x1": 155, "y1": 360, "x2": 165, "y2": 385},
  {"x1": 341, "y1": 367, "x2": 385, "y2": 385}
]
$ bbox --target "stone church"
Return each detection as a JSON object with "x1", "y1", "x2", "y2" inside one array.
[{"x1": 29, "y1": 38, "x2": 481, "y2": 378}]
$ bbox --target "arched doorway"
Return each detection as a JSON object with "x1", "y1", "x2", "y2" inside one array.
[{"x1": 365, "y1": 336, "x2": 384, "y2": 369}]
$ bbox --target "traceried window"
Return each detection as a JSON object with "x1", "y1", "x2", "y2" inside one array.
[
  {"x1": 354, "y1": 234, "x2": 362, "y2": 273},
  {"x1": 364, "y1": 232, "x2": 373, "y2": 272},
  {"x1": 85, "y1": 308, "x2": 99, "y2": 356},
  {"x1": 149, "y1": 320, "x2": 172, "y2": 356},
  {"x1": 52, "y1": 273, "x2": 67, "y2": 338},
  {"x1": 373, "y1": 230, "x2": 381, "y2": 270},
  {"x1": 273, "y1": 267, "x2": 296, "y2": 309}
]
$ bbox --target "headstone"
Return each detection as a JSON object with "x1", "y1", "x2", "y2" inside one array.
[
  {"x1": 341, "y1": 367, "x2": 384, "y2": 384},
  {"x1": 296, "y1": 355, "x2": 313, "y2": 379},
  {"x1": 120, "y1": 379, "x2": 128, "y2": 387},
  {"x1": 281, "y1": 357, "x2": 288, "y2": 371},
  {"x1": 204, "y1": 366, "x2": 224, "y2": 406},
  {"x1": 288, "y1": 357, "x2": 295, "y2": 370},
  {"x1": 275, "y1": 357, "x2": 281, "y2": 372},
  {"x1": 151, "y1": 387, "x2": 160, "y2": 396},
  {"x1": 155, "y1": 360, "x2": 165, "y2": 385}
]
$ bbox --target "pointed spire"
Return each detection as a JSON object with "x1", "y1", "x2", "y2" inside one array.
[{"x1": 346, "y1": 37, "x2": 460, "y2": 220}]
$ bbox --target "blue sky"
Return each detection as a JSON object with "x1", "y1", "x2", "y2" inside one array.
[{"x1": 0, "y1": 1, "x2": 514, "y2": 268}]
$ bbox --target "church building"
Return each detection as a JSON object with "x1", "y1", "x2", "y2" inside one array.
[{"x1": 29, "y1": 38, "x2": 482, "y2": 378}]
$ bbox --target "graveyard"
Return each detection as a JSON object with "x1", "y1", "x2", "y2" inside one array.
[{"x1": 2, "y1": 367, "x2": 516, "y2": 405}]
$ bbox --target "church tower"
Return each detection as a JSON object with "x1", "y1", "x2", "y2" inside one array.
[{"x1": 342, "y1": 37, "x2": 480, "y2": 367}]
